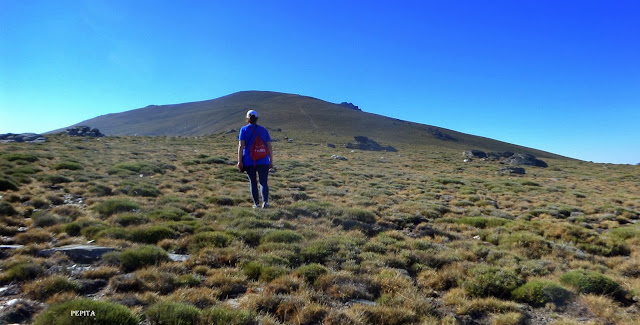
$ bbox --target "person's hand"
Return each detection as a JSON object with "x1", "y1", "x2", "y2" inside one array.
[{"x1": 237, "y1": 162, "x2": 243, "y2": 172}]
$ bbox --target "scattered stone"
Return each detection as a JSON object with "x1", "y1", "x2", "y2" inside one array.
[
  {"x1": 463, "y1": 150, "x2": 487, "y2": 159},
  {"x1": 0, "y1": 133, "x2": 47, "y2": 143},
  {"x1": 326, "y1": 143, "x2": 336, "y2": 148},
  {"x1": 345, "y1": 136, "x2": 397, "y2": 152},
  {"x1": 66, "y1": 126, "x2": 105, "y2": 137},
  {"x1": 330, "y1": 155, "x2": 348, "y2": 161},
  {"x1": 499, "y1": 167, "x2": 526, "y2": 175},
  {"x1": 168, "y1": 253, "x2": 190, "y2": 262},
  {"x1": 346, "y1": 299, "x2": 377, "y2": 306},
  {"x1": 38, "y1": 245, "x2": 117, "y2": 263}
]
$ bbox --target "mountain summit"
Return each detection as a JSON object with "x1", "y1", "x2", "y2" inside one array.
[{"x1": 58, "y1": 91, "x2": 564, "y2": 159}]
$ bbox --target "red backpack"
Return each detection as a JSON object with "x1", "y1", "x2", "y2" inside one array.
[{"x1": 249, "y1": 126, "x2": 268, "y2": 164}]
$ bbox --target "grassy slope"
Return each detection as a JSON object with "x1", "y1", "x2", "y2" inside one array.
[
  {"x1": 58, "y1": 91, "x2": 566, "y2": 160},
  {"x1": 1, "y1": 134, "x2": 639, "y2": 324}
]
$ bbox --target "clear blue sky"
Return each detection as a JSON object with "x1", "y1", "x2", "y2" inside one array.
[{"x1": 1, "y1": 1, "x2": 638, "y2": 164}]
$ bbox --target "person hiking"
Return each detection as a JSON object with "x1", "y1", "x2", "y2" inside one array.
[{"x1": 237, "y1": 110, "x2": 273, "y2": 208}]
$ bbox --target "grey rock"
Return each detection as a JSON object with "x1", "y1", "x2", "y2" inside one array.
[
  {"x1": 463, "y1": 150, "x2": 487, "y2": 159},
  {"x1": 330, "y1": 155, "x2": 348, "y2": 161},
  {"x1": 0, "y1": 133, "x2": 47, "y2": 143},
  {"x1": 0, "y1": 299, "x2": 44, "y2": 325},
  {"x1": 499, "y1": 167, "x2": 526, "y2": 175},
  {"x1": 38, "y1": 244, "x2": 117, "y2": 263},
  {"x1": 168, "y1": 253, "x2": 190, "y2": 262},
  {"x1": 326, "y1": 143, "x2": 336, "y2": 148}
]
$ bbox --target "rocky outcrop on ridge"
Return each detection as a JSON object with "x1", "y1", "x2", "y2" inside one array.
[
  {"x1": 66, "y1": 126, "x2": 105, "y2": 137},
  {"x1": 0, "y1": 133, "x2": 47, "y2": 143}
]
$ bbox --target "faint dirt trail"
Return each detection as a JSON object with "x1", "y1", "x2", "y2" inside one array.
[{"x1": 298, "y1": 105, "x2": 318, "y2": 129}]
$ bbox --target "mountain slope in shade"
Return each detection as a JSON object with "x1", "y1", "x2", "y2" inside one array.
[{"x1": 55, "y1": 90, "x2": 567, "y2": 159}]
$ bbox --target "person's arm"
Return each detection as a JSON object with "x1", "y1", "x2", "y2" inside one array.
[
  {"x1": 267, "y1": 141, "x2": 274, "y2": 169},
  {"x1": 237, "y1": 140, "x2": 245, "y2": 171}
]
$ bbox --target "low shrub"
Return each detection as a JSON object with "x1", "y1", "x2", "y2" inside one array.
[
  {"x1": 261, "y1": 229, "x2": 304, "y2": 244},
  {"x1": 128, "y1": 184, "x2": 161, "y2": 197},
  {"x1": 511, "y1": 280, "x2": 572, "y2": 306},
  {"x1": 88, "y1": 184, "x2": 112, "y2": 196},
  {"x1": 499, "y1": 231, "x2": 552, "y2": 259},
  {"x1": 2, "y1": 153, "x2": 39, "y2": 162},
  {"x1": 560, "y1": 270, "x2": 624, "y2": 298},
  {"x1": 42, "y1": 175, "x2": 73, "y2": 185},
  {"x1": 610, "y1": 226, "x2": 640, "y2": 240},
  {"x1": 0, "y1": 178, "x2": 19, "y2": 191},
  {"x1": 463, "y1": 265, "x2": 524, "y2": 299},
  {"x1": 301, "y1": 239, "x2": 340, "y2": 264},
  {"x1": 129, "y1": 225, "x2": 178, "y2": 244},
  {"x1": 93, "y1": 198, "x2": 140, "y2": 217},
  {"x1": 147, "y1": 207, "x2": 187, "y2": 220},
  {"x1": 295, "y1": 263, "x2": 328, "y2": 284},
  {"x1": 14, "y1": 228, "x2": 53, "y2": 244},
  {"x1": 207, "y1": 196, "x2": 236, "y2": 206},
  {"x1": 113, "y1": 213, "x2": 147, "y2": 226},
  {"x1": 120, "y1": 245, "x2": 169, "y2": 272},
  {"x1": 33, "y1": 298, "x2": 139, "y2": 325},
  {"x1": 0, "y1": 201, "x2": 17, "y2": 216},
  {"x1": 145, "y1": 301, "x2": 201, "y2": 325},
  {"x1": 189, "y1": 231, "x2": 235, "y2": 253},
  {"x1": 53, "y1": 161, "x2": 83, "y2": 170},
  {"x1": 200, "y1": 306, "x2": 256, "y2": 325},
  {"x1": 345, "y1": 208, "x2": 376, "y2": 224}
]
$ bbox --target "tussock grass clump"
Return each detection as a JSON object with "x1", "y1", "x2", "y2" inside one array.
[
  {"x1": 316, "y1": 271, "x2": 380, "y2": 302},
  {"x1": 144, "y1": 301, "x2": 201, "y2": 325},
  {"x1": 53, "y1": 161, "x2": 83, "y2": 170},
  {"x1": 499, "y1": 231, "x2": 552, "y2": 259},
  {"x1": 349, "y1": 304, "x2": 418, "y2": 325},
  {"x1": 15, "y1": 228, "x2": 53, "y2": 244},
  {"x1": 119, "y1": 245, "x2": 169, "y2": 272},
  {"x1": 125, "y1": 183, "x2": 161, "y2": 197},
  {"x1": 33, "y1": 298, "x2": 139, "y2": 325},
  {"x1": 31, "y1": 211, "x2": 67, "y2": 227},
  {"x1": 457, "y1": 217, "x2": 510, "y2": 229},
  {"x1": 463, "y1": 265, "x2": 524, "y2": 299},
  {"x1": 93, "y1": 198, "x2": 140, "y2": 217},
  {"x1": 610, "y1": 226, "x2": 640, "y2": 240},
  {"x1": 511, "y1": 280, "x2": 572, "y2": 306},
  {"x1": 200, "y1": 306, "x2": 256, "y2": 325},
  {"x1": 24, "y1": 275, "x2": 81, "y2": 300},
  {"x1": 112, "y1": 213, "x2": 147, "y2": 226},
  {"x1": 0, "y1": 259, "x2": 43, "y2": 283},
  {"x1": 242, "y1": 261, "x2": 287, "y2": 282},
  {"x1": 560, "y1": 270, "x2": 625, "y2": 299}
]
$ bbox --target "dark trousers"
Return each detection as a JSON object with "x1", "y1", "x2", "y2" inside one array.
[{"x1": 245, "y1": 164, "x2": 269, "y2": 205}]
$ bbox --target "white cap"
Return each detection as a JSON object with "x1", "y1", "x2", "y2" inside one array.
[{"x1": 246, "y1": 110, "x2": 258, "y2": 118}]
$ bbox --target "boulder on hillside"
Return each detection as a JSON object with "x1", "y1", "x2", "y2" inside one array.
[
  {"x1": 504, "y1": 153, "x2": 548, "y2": 167},
  {"x1": 487, "y1": 151, "x2": 515, "y2": 160},
  {"x1": 463, "y1": 150, "x2": 487, "y2": 159},
  {"x1": 0, "y1": 133, "x2": 47, "y2": 143},
  {"x1": 66, "y1": 126, "x2": 105, "y2": 137},
  {"x1": 345, "y1": 136, "x2": 397, "y2": 152}
]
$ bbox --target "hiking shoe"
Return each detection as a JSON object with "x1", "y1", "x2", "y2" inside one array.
[
  {"x1": 252, "y1": 204, "x2": 260, "y2": 209},
  {"x1": 261, "y1": 202, "x2": 270, "y2": 209}
]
